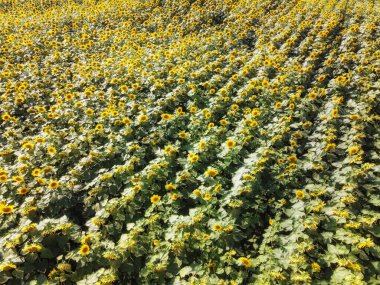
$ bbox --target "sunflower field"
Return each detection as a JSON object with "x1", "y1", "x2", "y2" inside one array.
[{"x1": 0, "y1": 0, "x2": 379, "y2": 284}]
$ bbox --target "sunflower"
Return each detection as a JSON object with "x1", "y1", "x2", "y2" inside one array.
[
  {"x1": 219, "y1": 119, "x2": 228, "y2": 126},
  {"x1": 349, "y1": 114, "x2": 361, "y2": 120},
  {"x1": 204, "y1": 168, "x2": 219, "y2": 177},
  {"x1": 325, "y1": 143, "x2": 336, "y2": 152},
  {"x1": 22, "y1": 142, "x2": 34, "y2": 150},
  {"x1": 85, "y1": 108, "x2": 94, "y2": 116},
  {"x1": 213, "y1": 224, "x2": 223, "y2": 232},
  {"x1": 203, "y1": 193, "x2": 212, "y2": 200},
  {"x1": 0, "y1": 263, "x2": 16, "y2": 271},
  {"x1": 17, "y1": 187, "x2": 29, "y2": 195},
  {"x1": 202, "y1": 234, "x2": 210, "y2": 240},
  {"x1": 34, "y1": 137, "x2": 45, "y2": 143},
  {"x1": 36, "y1": 106, "x2": 46, "y2": 113},
  {"x1": 348, "y1": 146, "x2": 360, "y2": 156},
  {"x1": 288, "y1": 163, "x2": 297, "y2": 169},
  {"x1": 23, "y1": 244, "x2": 42, "y2": 253},
  {"x1": 198, "y1": 140, "x2": 207, "y2": 150},
  {"x1": 81, "y1": 234, "x2": 93, "y2": 245},
  {"x1": 188, "y1": 153, "x2": 199, "y2": 163},
  {"x1": 0, "y1": 204, "x2": 14, "y2": 214},
  {"x1": 47, "y1": 146, "x2": 57, "y2": 155},
  {"x1": 64, "y1": 93, "x2": 74, "y2": 100},
  {"x1": 163, "y1": 145, "x2": 178, "y2": 156},
  {"x1": 1, "y1": 113, "x2": 11, "y2": 121},
  {"x1": 150, "y1": 195, "x2": 161, "y2": 204},
  {"x1": 295, "y1": 190, "x2": 305, "y2": 199},
  {"x1": 138, "y1": 114, "x2": 148, "y2": 123},
  {"x1": 132, "y1": 185, "x2": 141, "y2": 192},
  {"x1": 48, "y1": 180, "x2": 60, "y2": 189},
  {"x1": 165, "y1": 184, "x2": 176, "y2": 191},
  {"x1": 79, "y1": 244, "x2": 90, "y2": 256},
  {"x1": 250, "y1": 120, "x2": 258, "y2": 127},
  {"x1": 311, "y1": 262, "x2": 321, "y2": 272},
  {"x1": 238, "y1": 257, "x2": 252, "y2": 268},
  {"x1": 225, "y1": 139, "x2": 236, "y2": 149},
  {"x1": 0, "y1": 174, "x2": 8, "y2": 183},
  {"x1": 122, "y1": 117, "x2": 132, "y2": 125},
  {"x1": 244, "y1": 119, "x2": 253, "y2": 126},
  {"x1": 22, "y1": 223, "x2": 37, "y2": 233},
  {"x1": 331, "y1": 109, "x2": 339, "y2": 118},
  {"x1": 251, "y1": 108, "x2": 261, "y2": 118},
  {"x1": 178, "y1": 131, "x2": 188, "y2": 138},
  {"x1": 120, "y1": 85, "x2": 128, "y2": 92},
  {"x1": 308, "y1": 92, "x2": 318, "y2": 100},
  {"x1": 37, "y1": 178, "x2": 46, "y2": 186},
  {"x1": 271, "y1": 272, "x2": 286, "y2": 280},
  {"x1": 161, "y1": 113, "x2": 173, "y2": 120},
  {"x1": 95, "y1": 124, "x2": 104, "y2": 131},
  {"x1": 15, "y1": 97, "x2": 24, "y2": 104},
  {"x1": 219, "y1": 88, "x2": 227, "y2": 95},
  {"x1": 170, "y1": 193, "x2": 178, "y2": 200},
  {"x1": 357, "y1": 238, "x2": 374, "y2": 249},
  {"x1": 287, "y1": 155, "x2": 298, "y2": 163},
  {"x1": 262, "y1": 80, "x2": 269, "y2": 88},
  {"x1": 230, "y1": 104, "x2": 239, "y2": 111}
]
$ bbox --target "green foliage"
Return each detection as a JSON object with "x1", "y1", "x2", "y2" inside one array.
[{"x1": 0, "y1": 0, "x2": 379, "y2": 284}]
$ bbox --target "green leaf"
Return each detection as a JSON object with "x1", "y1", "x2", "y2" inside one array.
[
  {"x1": 40, "y1": 248, "x2": 55, "y2": 259},
  {"x1": 179, "y1": 266, "x2": 193, "y2": 278},
  {"x1": 330, "y1": 268, "x2": 352, "y2": 284},
  {"x1": 11, "y1": 269, "x2": 24, "y2": 279}
]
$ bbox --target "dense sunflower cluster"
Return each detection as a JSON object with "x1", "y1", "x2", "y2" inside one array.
[{"x1": 0, "y1": 0, "x2": 379, "y2": 284}]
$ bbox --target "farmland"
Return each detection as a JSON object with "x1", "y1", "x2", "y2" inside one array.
[{"x1": 0, "y1": 0, "x2": 379, "y2": 284}]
